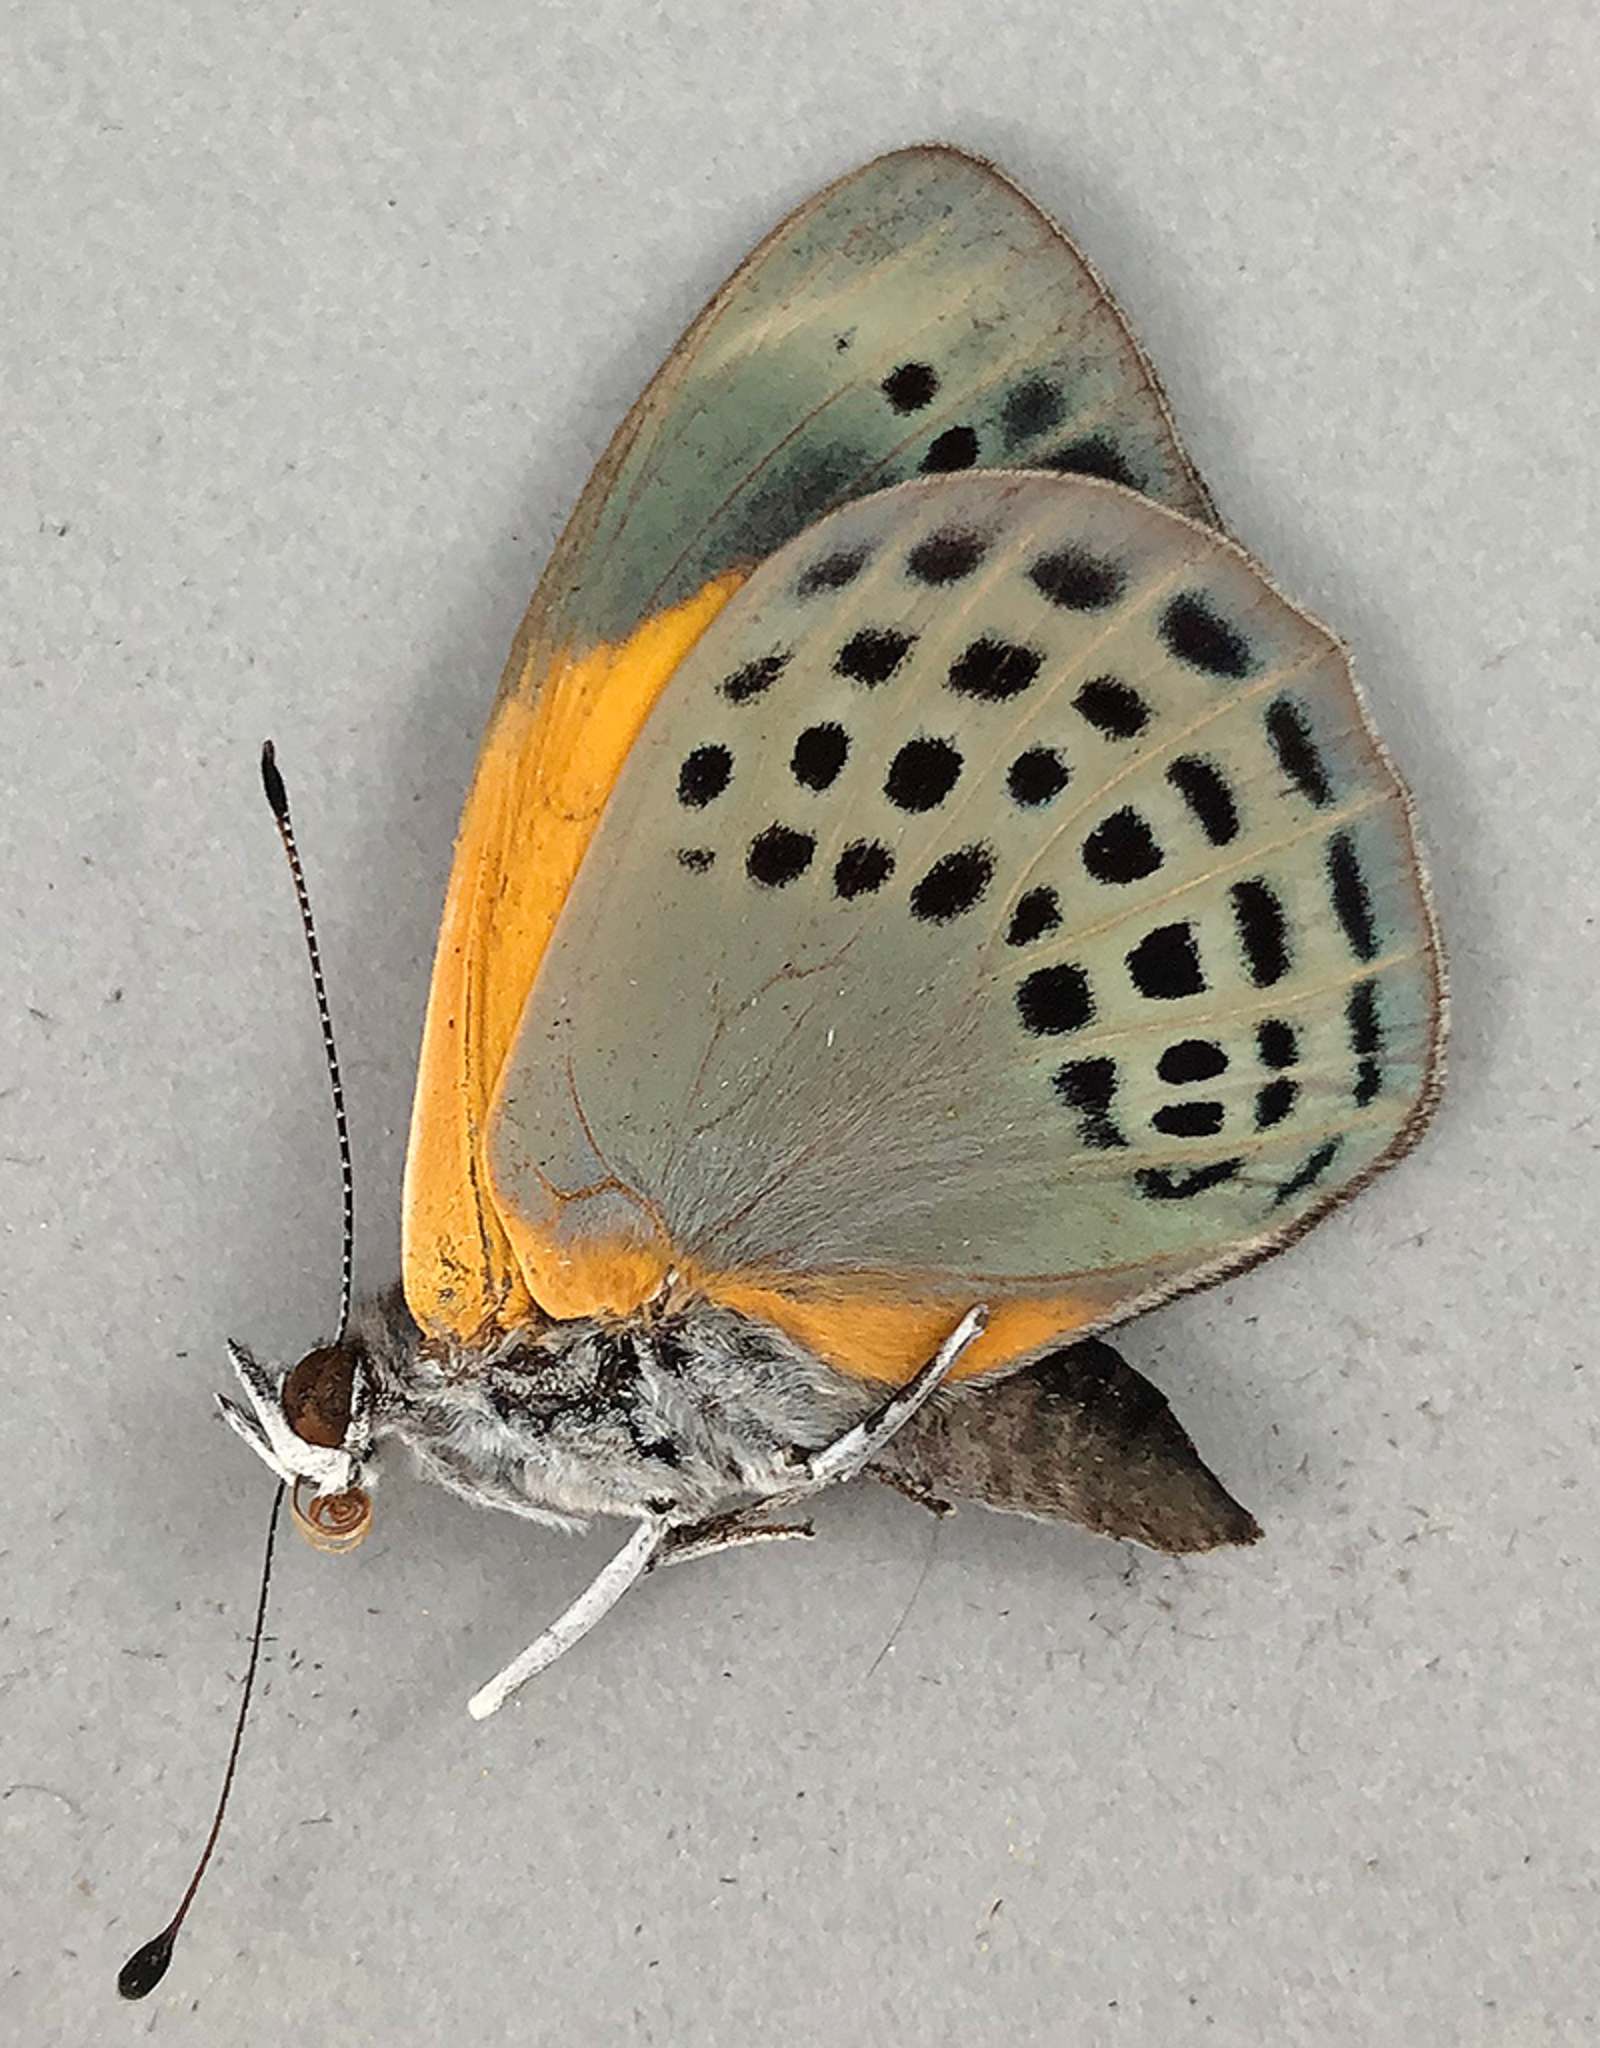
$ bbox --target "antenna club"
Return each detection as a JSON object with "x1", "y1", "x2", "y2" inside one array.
[{"x1": 260, "y1": 740, "x2": 289, "y2": 821}]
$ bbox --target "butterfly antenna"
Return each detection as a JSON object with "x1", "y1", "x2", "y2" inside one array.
[
  {"x1": 118, "y1": 1480, "x2": 285, "y2": 1998},
  {"x1": 258, "y1": 740, "x2": 355, "y2": 1342}
]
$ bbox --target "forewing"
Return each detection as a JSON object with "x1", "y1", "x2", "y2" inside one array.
[
  {"x1": 404, "y1": 146, "x2": 1215, "y2": 1342},
  {"x1": 487, "y1": 473, "x2": 1443, "y2": 1382}
]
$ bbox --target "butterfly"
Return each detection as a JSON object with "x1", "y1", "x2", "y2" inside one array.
[{"x1": 221, "y1": 144, "x2": 1445, "y2": 1719}]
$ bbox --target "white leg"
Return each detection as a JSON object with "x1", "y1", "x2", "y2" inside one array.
[
  {"x1": 760, "y1": 1303, "x2": 989, "y2": 1500},
  {"x1": 467, "y1": 1518, "x2": 663, "y2": 1720}
]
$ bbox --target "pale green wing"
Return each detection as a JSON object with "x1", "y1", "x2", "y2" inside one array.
[
  {"x1": 489, "y1": 473, "x2": 1443, "y2": 1339},
  {"x1": 521, "y1": 144, "x2": 1213, "y2": 670}
]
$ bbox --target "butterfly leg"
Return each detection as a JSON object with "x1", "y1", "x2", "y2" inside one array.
[
  {"x1": 467, "y1": 1517, "x2": 664, "y2": 1719},
  {"x1": 754, "y1": 1303, "x2": 989, "y2": 1505},
  {"x1": 656, "y1": 1511, "x2": 817, "y2": 1567}
]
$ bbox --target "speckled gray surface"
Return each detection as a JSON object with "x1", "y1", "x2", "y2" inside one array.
[{"x1": 4, "y1": 4, "x2": 1597, "y2": 2042}]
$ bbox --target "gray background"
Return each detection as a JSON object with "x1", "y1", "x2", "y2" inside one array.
[{"x1": 4, "y1": 2, "x2": 1596, "y2": 2042}]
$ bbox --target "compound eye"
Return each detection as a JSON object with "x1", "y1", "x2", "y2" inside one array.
[
  {"x1": 291, "y1": 1478, "x2": 372, "y2": 1553},
  {"x1": 282, "y1": 1343, "x2": 358, "y2": 1447}
]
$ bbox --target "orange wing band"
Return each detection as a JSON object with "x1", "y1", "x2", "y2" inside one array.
[{"x1": 402, "y1": 575, "x2": 745, "y2": 1343}]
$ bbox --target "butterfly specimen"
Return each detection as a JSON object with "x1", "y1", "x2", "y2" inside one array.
[{"x1": 220, "y1": 144, "x2": 1445, "y2": 1719}]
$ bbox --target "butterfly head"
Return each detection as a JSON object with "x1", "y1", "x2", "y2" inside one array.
[{"x1": 219, "y1": 1336, "x2": 378, "y2": 1552}]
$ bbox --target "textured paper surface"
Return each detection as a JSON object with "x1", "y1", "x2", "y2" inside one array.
[{"x1": 3, "y1": 3, "x2": 1596, "y2": 2042}]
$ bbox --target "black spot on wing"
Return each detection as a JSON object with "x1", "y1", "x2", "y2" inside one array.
[
  {"x1": 791, "y1": 723, "x2": 849, "y2": 791},
  {"x1": 677, "y1": 744, "x2": 732, "y2": 808},
  {"x1": 1084, "y1": 808, "x2": 1164, "y2": 885},
  {"x1": 836, "y1": 627, "x2": 915, "y2": 687},
  {"x1": 1266, "y1": 695, "x2": 1333, "y2": 805},
  {"x1": 1159, "y1": 1039, "x2": 1228, "y2": 1084},
  {"x1": 1008, "y1": 746, "x2": 1070, "y2": 807},
  {"x1": 1007, "y1": 887, "x2": 1061, "y2": 947},
  {"x1": 1273, "y1": 1138, "x2": 1343, "y2": 1207},
  {"x1": 1167, "y1": 755, "x2": 1239, "y2": 845},
  {"x1": 1053, "y1": 1058, "x2": 1128, "y2": 1149},
  {"x1": 884, "y1": 736, "x2": 961, "y2": 812},
  {"x1": 882, "y1": 362, "x2": 938, "y2": 413},
  {"x1": 1074, "y1": 676, "x2": 1148, "y2": 737},
  {"x1": 834, "y1": 840, "x2": 894, "y2": 899},
  {"x1": 1040, "y1": 433, "x2": 1137, "y2": 488},
  {"x1": 722, "y1": 652, "x2": 790, "y2": 703},
  {"x1": 746, "y1": 825, "x2": 815, "y2": 888},
  {"x1": 796, "y1": 548, "x2": 870, "y2": 599},
  {"x1": 1017, "y1": 963, "x2": 1094, "y2": 1036},
  {"x1": 1002, "y1": 377, "x2": 1065, "y2": 446},
  {"x1": 1254, "y1": 1077, "x2": 1298, "y2": 1128},
  {"x1": 1230, "y1": 878, "x2": 1291, "y2": 986},
  {"x1": 1257, "y1": 1018, "x2": 1299, "y2": 1069},
  {"x1": 911, "y1": 845, "x2": 994, "y2": 923},
  {"x1": 1348, "y1": 978, "x2": 1382, "y2": 1105},
  {"x1": 728, "y1": 445, "x2": 877, "y2": 572},
  {"x1": 1127, "y1": 923, "x2": 1205, "y2": 1000},
  {"x1": 1152, "y1": 1101, "x2": 1225, "y2": 1138},
  {"x1": 906, "y1": 529, "x2": 988, "y2": 584},
  {"x1": 922, "y1": 426, "x2": 979, "y2": 472},
  {"x1": 677, "y1": 847, "x2": 715, "y2": 872},
  {"x1": 1136, "y1": 1159, "x2": 1241, "y2": 1201},
  {"x1": 1029, "y1": 547, "x2": 1124, "y2": 612},
  {"x1": 1162, "y1": 593, "x2": 1251, "y2": 678},
  {"x1": 948, "y1": 636, "x2": 1042, "y2": 702},
  {"x1": 1328, "y1": 832, "x2": 1380, "y2": 960}
]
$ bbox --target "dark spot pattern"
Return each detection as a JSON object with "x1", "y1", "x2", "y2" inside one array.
[
  {"x1": 1008, "y1": 746, "x2": 1070, "y2": 807},
  {"x1": 726, "y1": 444, "x2": 874, "y2": 576},
  {"x1": 1041, "y1": 433, "x2": 1137, "y2": 487},
  {"x1": 884, "y1": 736, "x2": 962, "y2": 812},
  {"x1": 1167, "y1": 755, "x2": 1239, "y2": 844},
  {"x1": 722, "y1": 652, "x2": 790, "y2": 703},
  {"x1": 1074, "y1": 676, "x2": 1148, "y2": 737},
  {"x1": 1231, "y1": 878, "x2": 1291, "y2": 986},
  {"x1": 1002, "y1": 377, "x2": 1065, "y2": 445},
  {"x1": 791, "y1": 723, "x2": 849, "y2": 791},
  {"x1": 1328, "y1": 832, "x2": 1379, "y2": 960},
  {"x1": 1053, "y1": 1058, "x2": 1128, "y2": 1149},
  {"x1": 1029, "y1": 546, "x2": 1123, "y2": 612},
  {"x1": 1162, "y1": 593, "x2": 1251, "y2": 678},
  {"x1": 836, "y1": 627, "x2": 914, "y2": 687},
  {"x1": 907, "y1": 529, "x2": 987, "y2": 584},
  {"x1": 1159, "y1": 1039, "x2": 1228, "y2": 1084},
  {"x1": 834, "y1": 840, "x2": 894, "y2": 899},
  {"x1": 1083, "y1": 807, "x2": 1164, "y2": 885},
  {"x1": 1266, "y1": 696, "x2": 1333, "y2": 805},
  {"x1": 677, "y1": 744, "x2": 732, "y2": 808},
  {"x1": 1254, "y1": 1077, "x2": 1298, "y2": 1128},
  {"x1": 1273, "y1": 1138, "x2": 1342, "y2": 1208},
  {"x1": 1349, "y1": 979, "x2": 1382, "y2": 1105},
  {"x1": 797, "y1": 548, "x2": 869, "y2": 599},
  {"x1": 1127, "y1": 922, "x2": 1205, "y2": 1000},
  {"x1": 1137, "y1": 1159, "x2": 1242, "y2": 1201},
  {"x1": 676, "y1": 847, "x2": 714, "y2": 873},
  {"x1": 746, "y1": 825, "x2": 815, "y2": 888},
  {"x1": 1257, "y1": 1018, "x2": 1299, "y2": 1068},
  {"x1": 1017, "y1": 963, "x2": 1094, "y2": 1036},
  {"x1": 1007, "y1": 887, "x2": 1061, "y2": 947},
  {"x1": 948, "y1": 635, "x2": 1042, "y2": 702},
  {"x1": 882, "y1": 362, "x2": 939, "y2": 413},
  {"x1": 911, "y1": 845, "x2": 994, "y2": 923},
  {"x1": 922, "y1": 426, "x2": 979, "y2": 472},
  {"x1": 1153, "y1": 1101, "x2": 1225, "y2": 1138}
]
